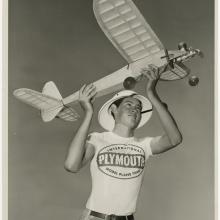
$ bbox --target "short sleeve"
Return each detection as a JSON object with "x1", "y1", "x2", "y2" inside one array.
[
  {"x1": 86, "y1": 132, "x2": 98, "y2": 147},
  {"x1": 140, "y1": 137, "x2": 154, "y2": 157}
]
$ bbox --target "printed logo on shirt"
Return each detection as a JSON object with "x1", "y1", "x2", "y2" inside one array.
[{"x1": 96, "y1": 144, "x2": 145, "y2": 179}]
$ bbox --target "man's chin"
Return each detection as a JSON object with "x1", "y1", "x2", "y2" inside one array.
[
  {"x1": 130, "y1": 118, "x2": 141, "y2": 127},
  {"x1": 117, "y1": 119, "x2": 140, "y2": 129},
  {"x1": 127, "y1": 121, "x2": 140, "y2": 129}
]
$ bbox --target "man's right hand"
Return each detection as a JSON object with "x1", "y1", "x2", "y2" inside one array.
[{"x1": 79, "y1": 84, "x2": 97, "y2": 113}]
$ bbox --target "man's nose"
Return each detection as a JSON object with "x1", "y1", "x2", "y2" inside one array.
[{"x1": 131, "y1": 108, "x2": 136, "y2": 113}]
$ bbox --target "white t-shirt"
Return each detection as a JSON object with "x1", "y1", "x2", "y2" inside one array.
[{"x1": 86, "y1": 131, "x2": 153, "y2": 215}]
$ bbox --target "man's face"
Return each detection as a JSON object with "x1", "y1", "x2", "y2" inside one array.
[{"x1": 113, "y1": 97, "x2": 142, "y2": 129}]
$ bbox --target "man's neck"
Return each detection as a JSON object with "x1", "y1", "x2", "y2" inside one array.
[{"x1": 112, "y1": 124, "x2": 134, "y2": 137}]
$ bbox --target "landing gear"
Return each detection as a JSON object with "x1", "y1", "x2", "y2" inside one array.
[
  {"x1": 123, "y1": 77, "x2": 137, "y2": 90},
  {"x1": 188, "y1": 75, "x2": 199, "y2": 86}
]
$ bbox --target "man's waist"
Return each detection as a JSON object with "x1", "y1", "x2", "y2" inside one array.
[{"x1": 90, "y1": 210, "x2": 134, "y2": 220}]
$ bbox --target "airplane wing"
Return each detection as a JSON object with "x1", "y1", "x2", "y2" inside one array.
[
  {"x1": 93, "y1": 0, "x2": 164, "y2": 63},
  {"x1": 160, "y1": 63, "x2": 190, "y2": 81}
]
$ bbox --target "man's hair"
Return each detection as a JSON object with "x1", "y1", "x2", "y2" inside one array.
[
  {"x1": 110, "y1": 97, "x2": 125, "y2": 119},
  {"x1": 112, "y1": 97, "x2": 125, "y2": 108}
]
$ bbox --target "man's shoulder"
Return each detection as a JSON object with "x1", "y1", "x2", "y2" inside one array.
[
  {"x1": 88, "y1": 131, "x2": 108, "y2": 136},
  {"x1": 134, "y1": 136, "x2": 154, "y2": 143},
  {"x1": 88, "y1": 131, "x2": 110, "y2": 140}
]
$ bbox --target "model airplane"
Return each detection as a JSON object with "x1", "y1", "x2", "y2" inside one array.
[{"x1": 13, "y1": 0, "x2": 203, "y2": 122}]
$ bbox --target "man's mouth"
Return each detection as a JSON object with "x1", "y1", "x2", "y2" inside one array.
[{"x1": 128, "y1": 113, "x2": 137, "y2": 119}]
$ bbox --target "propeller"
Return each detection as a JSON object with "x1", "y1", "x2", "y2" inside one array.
[
  {"x1": 196, "y1": 49, "x2": 204, "y2": 58},
  {"x1": 178, "y1": 42, "x2": 204, "y2": 59}
]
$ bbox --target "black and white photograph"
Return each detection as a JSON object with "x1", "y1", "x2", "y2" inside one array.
[{"x1": 8, "y1": 0, "x2": 215, "y2": 220}]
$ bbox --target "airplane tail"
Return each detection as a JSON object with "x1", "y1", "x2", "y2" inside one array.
[
  {"x1": 13, "y1": 81, "x2": 79, "y2": 122},
  {"x1": 41, "y1": 81, "x2": 63, "y2": 122}
]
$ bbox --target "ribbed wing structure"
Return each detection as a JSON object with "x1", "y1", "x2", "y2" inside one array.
[
  {"x1": 13, "y1": 88, "x2": 62, "y2": 110},
  {"x1": 13, "y1": 88, "x2": 80, "y2": 122},
  {"x1": 57, "y1": 106, "x2": 80, "y2": 122},
  {"x1": 93, "y1": 0, "x2": 164, "y2": 63}
]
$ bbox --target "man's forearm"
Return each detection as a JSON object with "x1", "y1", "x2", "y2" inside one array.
[
  {"x1": 64, "y1": 111, "x2": 93, "y2": 171},
  {"x1": 148, "y1": 91, "x2": 182, "y2": 146}
]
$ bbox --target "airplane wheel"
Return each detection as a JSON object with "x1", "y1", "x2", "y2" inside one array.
[
  {"x1": 123, "y1": 77, "x2": 137, "y2": 90},
  {"x1": 188, "y1": 75, "x2": 199, "y2": 86}
]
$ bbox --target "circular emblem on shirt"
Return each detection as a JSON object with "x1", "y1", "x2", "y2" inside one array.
[{"x1": 96, "y1": 144, "x2": 145, "y2": 179}]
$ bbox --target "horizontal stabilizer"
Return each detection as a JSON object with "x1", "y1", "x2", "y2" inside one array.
[
  {"x1": 13, "y1": 88, "x2": 63, "y2": 110},
  {"x1": 41, "y1": 107, "x2": 63, "y2": 122},
  {"x1": 56, "y1": 106, "x2": 80, "y2": 122},
  {"x1": 13, "y1": 88, "x2": 64, "y2": 122},
  {"x1": 14, "y1": 86, "x2": 80, "y2": 122}
]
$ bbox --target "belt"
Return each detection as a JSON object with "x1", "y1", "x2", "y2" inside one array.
[{"x1": 90, "y1": 210, "x2": 134, "y2": 220}]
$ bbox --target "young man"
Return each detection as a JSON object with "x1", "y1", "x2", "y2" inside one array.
[{"x1": 64, "y1": 65, "x2": 182, "y2": 220}]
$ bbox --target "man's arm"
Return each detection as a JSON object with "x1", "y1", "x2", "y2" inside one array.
[
  {"x1": 141, "y1": 65, "x2": 182, "y2": 155},
  {"x1": 64, "y1": 84, "x2": 97, "y2": 172}
]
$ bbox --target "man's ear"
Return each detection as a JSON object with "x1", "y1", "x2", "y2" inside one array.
[{"x1": 109, "y1": 104, "x2": 118, "y2": 115}]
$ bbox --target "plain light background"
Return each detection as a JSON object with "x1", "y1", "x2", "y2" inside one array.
[{"x1": 8, "y1": 1, "x2": 214, "y2": 220}]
